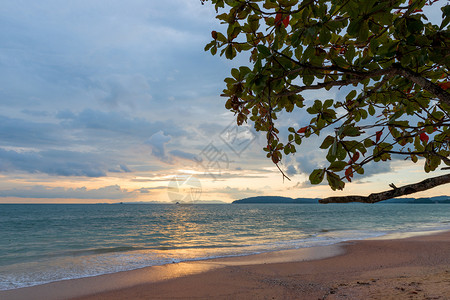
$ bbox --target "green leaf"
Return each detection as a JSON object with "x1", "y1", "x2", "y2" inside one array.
[
  {"x1": 303, "y1": 75, "x2": 314, "y2": 86},
  {"x1": 204, "y1": 40, "x2": 215, "y2": 52},
  {"x1": 341, "y1": 125, "x2": 361, "y2": 137},
  {"x1": 346, "y1": 90, "x2": 357, "y2": 101},
  {"x1": 347, "y1": 19, "x2": 361, "y2": 36},
  {"x1": 328, "y1": 161, "x2": 347, "y2": 172},
  {"x1": 323, "y1": 99, "x2": 334, "y2": 109},
  {"x1": 368, "y1": 104, "x2": 375, "y2": 116},
  {"x1": 257, "y1": 44, "x2": 271, "y2": 58},
  {"x1": 309, "y1": 169, "x2": 325, "y2": 184},
  {"x1": 358, "y1": 20, "x2": 369, "y2": 42},
  {"x1": 406, "y1": 18, "x2": 423, "y2": 34},
  {"x1": 225, "y1": 44, "x2": 235, "y2": 59},
  {"x1": 320, "y1": 135, "x2": 335, "y2": 149},
  {"x1": 231, "y1": 68, "x2": 240, "y2": 80},
  {"x1": 319, "y1": 28, "x2": 332, "y2": 45},
  {"x1": 326, "y1": 171, "x2": 345, "y2": 191},
  {"x1": 441, "y1": 5, "x2": 450, "y2": 29},
  {"x1": 344, "y1": 45, "x2": 356, "y2": 62},
  {"x1": 364, "y1": 138, "x2": 374, "y2": 147},
  {"x1": 354, "y1": 165, "x2": 364, "y2": 175}
]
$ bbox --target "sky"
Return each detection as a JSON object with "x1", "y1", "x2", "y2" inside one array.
[{"x1": 0, "y1": 0, "x2": 448, "y2": 203}]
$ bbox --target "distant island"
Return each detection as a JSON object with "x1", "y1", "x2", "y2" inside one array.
[
  {"x1": 232, "y1": 196, "x2": 450, "y2": 204},
  {"x1": 232, "y1": 196, "x2": 320, "y2": 204}
]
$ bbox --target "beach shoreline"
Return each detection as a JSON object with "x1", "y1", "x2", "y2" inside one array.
[{"x1": 1, "y1": 230, "x2": 449, "y2": 300}]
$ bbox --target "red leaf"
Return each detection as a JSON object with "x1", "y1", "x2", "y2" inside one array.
[
  {"x1": 345, "y1": 167, "x2": 353, "y2": 182},
  {"x1": 438, "y1": 81, "x2": 450, "y2": 90},
  {"x1": 282, "y1": 15, "x2": 290, "y2": 28},
  {"x1": 211, "y1": 31, "x2": 217, "y2": 40},
  {"x1": 420, "y1": 132, "x2": 429, "y2": 143},
  {"x1": 351, "y1": 152, "x2": 360, "y2": 163},
  {"x1": 348, "y1": 152, "x2": 360, "y2": 164},
  {"x1": 297, "y1": 126, "x2": 308, "y2": 134},
  {"x1": 375, "y1": 130, "x2": 383, "y2": 143},
  {"x1": 274, "y1": 13, "x2": 283, "y2": 26},
  {"x1": 271, "y1": 153, "x2": 279, "y2": 164}
]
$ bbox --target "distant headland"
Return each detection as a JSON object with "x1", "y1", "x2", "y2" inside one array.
[{"x1": 232, "y1": 196, "x2": 450, "y2": 204}]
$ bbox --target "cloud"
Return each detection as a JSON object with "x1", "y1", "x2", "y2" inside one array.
[
  {"x1": 137, "y1": 186, "x2": 169, "y2": 194},
  {"x1": 288, "y1": 181, "x2": 310, "y2": 190},
  {"x1": 109, "y1": 164, "x2": 132, "y2": 173},
  {"x1": 90, "y1": 74, "x2": 152, "y2": 109},
  {"x1": 59, "y1": 109, "x2": 184, "y2": 138},
  {"x1": 295, "y1": 152, "x2": 326, "y2": 175},
  {"x1": 0, "y1": 148, "x2": 131, "y2": 177},
  {"x1": 0, "y1": 185, "x2": 132, "y2": 199},
  {"x1": 169, "y1": 149, "x2": 199, "y2": 161},
  {"x1": 0, "y1": 115, "x2": 64, "y2": 148},
  {"x1": 0, "y1": 108, "x2": 192, "y2": 177},
  {"x1": 144, "y1": 133, "x2": 202, "y2": 164},
  {"x1": 146, "y1": 131, "x2": 172, "y2": 162},
  {"x1": 359, "y1": 160, "x2": 393, "y2": 178},
  {"x1": 0, "y1": 0, "x2": 228, "y2": 184},
  {"x1": 213, "y1": 186, "x2": 260, "y2": 200},
  {"x1": 286, "y1": 165, "x2": 297, "y2": 176}
]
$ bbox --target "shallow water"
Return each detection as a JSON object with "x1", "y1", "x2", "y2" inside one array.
[{"x1": 1, "y1": 203, "x2": 449, "y2": 290}]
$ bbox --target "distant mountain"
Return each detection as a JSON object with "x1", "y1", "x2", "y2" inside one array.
[
  {"x1": 232, "y1": 195, "x2": 450, "y2": 204},
  {"x1": 195, "y1": 200, "x2": 228, "y2": 204},
  {"x1": 232, "y1": 196, "x2": 319, "y2": 204}
]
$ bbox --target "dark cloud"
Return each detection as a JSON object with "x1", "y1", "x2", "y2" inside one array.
[
  {"x1": 286, "y1": 165, "x2": 297, "y2": 176},
  {"x1": 169, "y1": 149, "x2": 199, "y2": 161},
  {"x1": 0, "y1": 115, "x2": 64, "y2": 147},
  {"x1": 0, "y1": 148, "x2": 131, "y2": 177},
  {"x1": 59, "y1": 109, "x2": 185, "y2": 138},
  {"x1": 358, "y1": 160, "x2": 393, "y2": 178},
  {"x1": 0, "y1": 185, "x2": 132, "y2": 199},
  {"x1": 295, "y1": 152, "x2": 325, "y2": 175},
  {"x1": 146, "y1": 131, "x2": 171, "y2": 162},
  {"x1": 108, "y1": 164, "x2": 132, "y2": 173}
]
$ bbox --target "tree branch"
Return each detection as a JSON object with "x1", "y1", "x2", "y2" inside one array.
[
  {"x1": 272, "y1": 60, "x2": 450, "y2": 108},
  {"x1": 320, "y1": 173, "x2": 450, "y2": 204},
  {"x1": 394, "y1": 65, "x2": 450, "y2": 107},
  {"x1": 275, "y1": 67, "x2": 397, "y2": 98}
]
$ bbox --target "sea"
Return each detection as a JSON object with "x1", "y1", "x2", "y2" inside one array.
[{"x1": 1, "y1": 203, "x2": 450, "y2": 290}]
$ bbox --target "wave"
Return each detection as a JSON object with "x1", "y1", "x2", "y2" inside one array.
[{"x1": 66, "y1": 246, "x2": 148, "y2": 256}]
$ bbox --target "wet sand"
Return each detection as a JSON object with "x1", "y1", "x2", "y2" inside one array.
[{"x1": 1, "y1": 231, "x2": 449, "y2": 300}]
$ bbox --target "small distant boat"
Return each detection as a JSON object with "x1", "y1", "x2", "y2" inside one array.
[{"x1": 174, "y1": 201, "x2": 193, "y2": 206}]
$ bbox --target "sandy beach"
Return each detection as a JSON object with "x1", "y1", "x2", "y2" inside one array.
[{"x1": 1, "y1": 231, "x2": 449, "y2": 300}]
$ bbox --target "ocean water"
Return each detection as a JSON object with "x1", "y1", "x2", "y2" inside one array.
[{"x1": 0, "y1": 203, "x2": 449, "y2": 290}]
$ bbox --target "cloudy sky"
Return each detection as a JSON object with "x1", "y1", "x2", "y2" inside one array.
[{"x1": 0, "y1": 1, "x2": 448, "y2": 203}]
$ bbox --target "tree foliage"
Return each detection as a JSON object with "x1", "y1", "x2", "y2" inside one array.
[{"x1": 203, "y1": 0, "x2": 450, "y2": 193}]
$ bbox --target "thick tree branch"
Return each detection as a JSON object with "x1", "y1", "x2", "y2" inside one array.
[{"x1": 320, "y1": 173, "x2": 450, "y2": 204}]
